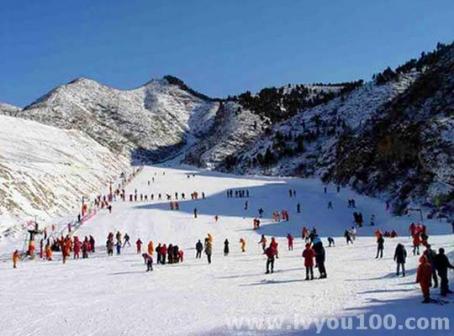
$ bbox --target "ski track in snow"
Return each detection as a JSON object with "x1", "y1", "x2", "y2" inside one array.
[{"x1": 0, "y1": 166, "x2": 453, "y2": 336}]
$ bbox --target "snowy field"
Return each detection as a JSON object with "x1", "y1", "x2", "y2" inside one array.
[{"x1": 0, "y1": 166, "x2": 453, "y2": 336}]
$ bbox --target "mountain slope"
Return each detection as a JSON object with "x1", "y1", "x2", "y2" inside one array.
[
  {"x1": 10, "y1": 77, "x2": 220, "y2": 162},
  {"x1": 197, "y1": 43, "x2": 453, "y2": 217},
  {"x1": 0, "y1": 114, "x2": 130, "y2": 236}
]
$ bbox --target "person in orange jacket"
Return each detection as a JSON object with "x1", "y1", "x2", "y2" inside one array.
[
  {"x1": 302, "y1": 243, "x2": 315, "y2": 280},
  {"x1": 147, "y1": 241, "x2": 154, "y2": 256},
  {"x1": 416, "y1": 255, "x2": 432, "y2": 303},
  {"x1": 63, "y1": 239, "x2": 71, "y2": 264},
  {"x1": 136, "y1": 239, "x2": 143, "y2": 254},
  {"x1": 28, "y1": 241, "x2": 35, "y2": 258},
  {"x1": 45, "y1": 243, "x2": 53, "y2": 261},
  {"x1": 12, "y1": 250, "x2": 20, "y2": 268}
]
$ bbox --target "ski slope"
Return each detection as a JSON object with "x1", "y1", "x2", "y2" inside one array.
[{"x1": 0, "y1": 166, "x2": 453, "y2": 336}]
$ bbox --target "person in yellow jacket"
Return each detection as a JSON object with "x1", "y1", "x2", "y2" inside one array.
[
  {"x1": 240, "y1": 238, "x2": 246, "y2": 253},
  {"x1": 148, "y1": 241, "x2": 154, "y2": 255},
  {"x1": 207, "y1": 233, "x2": 213, "y2": 243},
  {"x1": 12, "y1": 250, "x2": 20, "y2": 268}
]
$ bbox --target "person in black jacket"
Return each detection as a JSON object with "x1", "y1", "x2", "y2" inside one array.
[
  {"x1": 224, "y1": 239, "x2": 229, "y2": 256},
  {"x1": 173, "y1": 245, "x2": 179, "y2": 263},
  {"x1": 195, "y1": 240, "x2": 203, "y2": 258},
  {"x1": 424, "y1": 245, "x2": 438, "y2": 288},
  {"x1": 375, "y1": 235, "x2": 384, "y2": 259},
  {"x1": 434, "y1": 248, "x2": 454, "y2": 296},
  {"x1": 155, "y1": 243, "x2": 161, "y2": 264},
  {"x1": 313, "y1": 238, "x2": 327, "y2": 278},
  {"x1": 394, "y1": 243, "x2": 407, "y2": 276}
]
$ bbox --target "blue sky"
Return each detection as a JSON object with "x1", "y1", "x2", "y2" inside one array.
[{"x1": 1, "y1": 0, "x2": 453, "y2": 106}]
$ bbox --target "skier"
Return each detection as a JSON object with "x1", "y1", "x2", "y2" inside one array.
[
  {"x1": 258, "y1": 235, "x2": 267, "y2": 252},
  {"x1": 376, "y1": 234, "x2": 384, "y2": 259},
  {"x1": 412, "y1": 233, "x2": 421, "y2": 255},
  {"x1": 394, "y1": 243, "x2": 407, "y2": 277},
  {"x1": 350, "y1": 227, "x2": 357, "y2": 241},
  {"x1": 327, "y1": 201, "x2": 333, "y2": 209},
  {"x1": 302, "y1": 227, "x2": 309, "y2": 240},
  {"x1": 168, "y1": 244, "x2": 174, "y2": 264},
  {"x1": 434, "y1": 248, "x2": 454, "y2": 297},
  {"x1": 302, "y1": 243, "x2": 315, "y2": 280},
  {"x1": 12, "y1": 250, "x2": 20, "y2": 269},
  {"x1": 193, "y1": 208, "x2": 198, "y2": 218},
  {"x1": 106, "y1": 239, "x2": 114, "y2": 256},
  {"x1": 327, "y1": 237, "x2": 335, "y2": 247},
  {"x1": 148, "y1": 241, "x2": 154, "y2": 256},
  {"x1": 195, "y1": 240, "x2": 203, "y2": 258},
  {"x1": 239, "y1": 238, "x2": 246, "y2": 253},
  {"x1": 160, "y1": 244, "x2": 167, "y2": 264},
  {"x1": 270, "y1": 237, "x2": 279, "y2": 258},
  {"x1": 424, "y1": 245, "x2": 438, "y2": 288},
  {"x1": 244, "y1": 201, "x2": 248, "y2": 210},
  {"x1": 144, "y1": 254, "x2": 153, "y2": 272},
  {"x1": 136, "y1": 239, "x2": 143, "y2": 254},
  {"x1": 178, "y1": 250, "x2": 184, "y2": 262},
  {"x1": 155, "y1": 243, "x2": 161, "y2": 264},
  {"x1": 82, "y1": 239, "x2": 89, "y2": 259},
  {"x1": 224, "y1": 239, "x2": 229, "y2": 256},
  {"x1": 204, "y1": 239, "x2": 212, "y2": 264},
  {"x1": 45, "y1": 243, "x2": 53, "y2": 261},
  {"x1": 89, "y1": 236, "x2": 95, "y2": 253},
  {"x1": 416, "y1": 255, "x2": 432, "y2": 303},
  {"x1": 265, "y1": 245, "x2": 276, "y2": 274},
  {"x1": 344, "y1": 230, "x2": 353, "y2": 245},
  {"x1": 123, "y1": 233, "x2": 131, "y2": 248},
  {"x1": 297, "y1": 203, "x2": 301, "y2": 213},
  {"x1": 287, "y1": 233, "x2": 294, "y2": 251},
  {"x1": 116, "y1": 240, "x2": 122, "y2": 255},
  {"x1": 313, "y1": 237, "x2": 327, "y2": 278},
  {"x1": 73, "y1": 237, "x2": 81, "y2": 259}
]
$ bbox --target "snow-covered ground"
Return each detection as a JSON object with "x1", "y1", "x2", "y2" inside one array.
[{"x1": 0, "y1": 166, "x2": 453, "y2": 336}]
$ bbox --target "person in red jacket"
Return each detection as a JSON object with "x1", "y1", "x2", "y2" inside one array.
[
  {"x1": 416, "y1": 255, "x2": 432, "y2": 303},
  {"x1": 270, "y1": 237, "x2": 279, "y2": 258},
  {"x1": 73, "y1": 237, "x2": 81, "y2": 259},
  {"x1": 136, "y1": 239, "x2": 143, "y2": 254},
  {"x1": 302, "y1": 243, "x2": 315, "y2": 280},
  {"x1": 287, "y1": 233, "x2": 294, "y2": 251},
  {"x1": 178, "y1": 250, "x2": 184, "y2": 263},
  {"x1": 412, "y1": 234, "x2": 421, "y2": 255},
  {"x1": 160, "y1": 244, "x2": 167, "y2": 264},
  {"x1": 265, "y1": 245, "x2": 277, "y2": 274}
]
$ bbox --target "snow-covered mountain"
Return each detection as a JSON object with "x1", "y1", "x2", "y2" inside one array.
[
  {"x1": 0, "y1": 114, "x2": 130, "y2": 238},
  {"x1": 8, "y1": 76, "x2": 220, "y2": 162},
  {"x1": 195, "y1": 43, "x2": 453, "y2": 218}
]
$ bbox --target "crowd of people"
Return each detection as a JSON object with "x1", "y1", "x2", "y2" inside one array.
[{"x1": 9, "y1": 173, "x2": 454, "y2": 307}]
